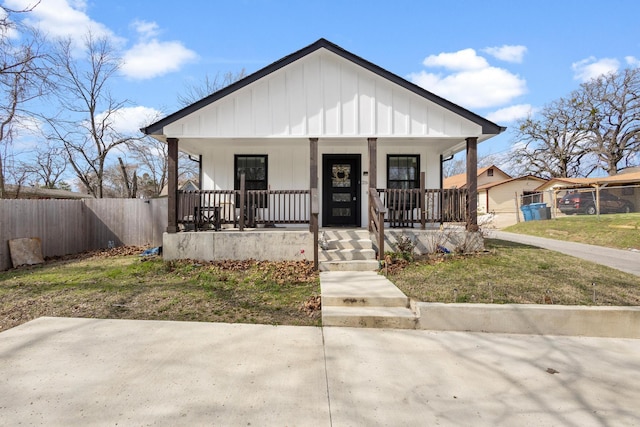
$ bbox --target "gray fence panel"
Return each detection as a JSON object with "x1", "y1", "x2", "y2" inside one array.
[{"x1": 1, "y1": 198, "x2": 167, "y2": 270}]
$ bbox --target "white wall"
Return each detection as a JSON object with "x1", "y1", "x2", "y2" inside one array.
[
  {"x1": 164, "y1": 49, "x2": 483, "y2": 140},
  {"x1": 200, "y1": 138, "x2": 444, "y2": 227}
]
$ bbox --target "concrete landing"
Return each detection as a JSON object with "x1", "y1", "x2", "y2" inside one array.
[{"x1": 320, "y1": 271, "x2": 417, "y2": 328}]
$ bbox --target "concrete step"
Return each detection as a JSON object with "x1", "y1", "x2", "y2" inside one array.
[
  {"x1": 325, "y1": 239, "x2": 373, "y2": 250},
  {"x1": 320, "y1": 271, "x2": 410, "y2": 307},
  {"x1": 321, "y1": 230, "x2": 371, "y2": 241},
  {"x1": 319, "y1": 260, "x2": 380, "y2": 272},
  {"x1": 319, "y1": 248, "x2": 377, "y2": 262},
  {"x1": 322, "y1": 306, "x2": 418, "y2": 329}
]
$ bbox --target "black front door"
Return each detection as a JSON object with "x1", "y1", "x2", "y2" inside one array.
[{"x1": 322, "y1": 155, "x2": 361, "y2": 227}]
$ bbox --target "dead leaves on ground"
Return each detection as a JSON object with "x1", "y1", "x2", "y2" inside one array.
[
  {"x1": 300, "y1": 295, "x2": 321, "y2": 317},
  {"x1": 205, "y1": 259, "x2": 318, "y2": 285}
]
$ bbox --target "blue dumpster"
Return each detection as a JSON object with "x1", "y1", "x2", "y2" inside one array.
[{"x1": 520, "y1": 204, "x2": 533, "y2": 221}]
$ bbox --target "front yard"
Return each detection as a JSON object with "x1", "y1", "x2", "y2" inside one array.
[
  {"x1": 3, "y1": 215, "x2": 640, "y2": 333},
  {"x1": 388, "y1": 239, "x2": 640, "y2": 306},
  {"x1": 0, "y1": 249, "x2": 321, "y2": 333}
]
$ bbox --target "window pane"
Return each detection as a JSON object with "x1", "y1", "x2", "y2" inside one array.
[
  {"x1": 387, "y1": 155, "x2": 419, "y2": 189},
  {"x1": 332, "y1": 208, "x2": 351, "y2": 217},
  {"x1": 332, "y1": 193, "x2": 351, "y2": 202}
]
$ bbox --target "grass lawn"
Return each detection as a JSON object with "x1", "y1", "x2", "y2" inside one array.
[
  {"x1": 503, "y1": 212, "x2": 640, "y2": 250},
  {"x1": 388, "y1": 239, "x2": 640, "y2": 306},
  {"x1": 0, "y1": 252, "x2": 321, "y2": 333}
]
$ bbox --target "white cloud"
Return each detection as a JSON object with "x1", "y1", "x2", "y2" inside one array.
[
  {"x1": 96, "y1": 106, "x2": 162, "y2": 135},
  {"x1": 5, "y1": 0, "x2": 121, "y2": 47},
  {"x1": 482, "y1": 45, "x2": 527, "y2": 63},
  {"x1": 121, "y1": 39, "x2": 198, "y2": 80},
  {"x1": 6, "y1": 1, "x2": 196, "y2": 80},
  {"x1": 572, "y1": 56, "x2": 619, "y2": 82},
  {"x1": 131, "y1": 19, "x2": 160, "y2": 40},
  {"x1": 423, "y1": 48, "x2": 489, "y2": 70},
  {"x1": 0, "y1": 7, "x2": 20, "y2": 39},
  {"x1": 625, "y1": 56, "x2": 640, "y2": 68},
  {"x1": 410, "y1": 47, "x2": 527, "y2": 109},
  {"x1": 410, "y1": 67, "x2": 526, "y2": 109},
  {"x1": 486, "y1": 104, "x2": 533, "y2": 123}
]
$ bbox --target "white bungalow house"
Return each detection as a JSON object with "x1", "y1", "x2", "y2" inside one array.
[{"x1": 142, "y1": 39, "x2": 504, "y2": 267}]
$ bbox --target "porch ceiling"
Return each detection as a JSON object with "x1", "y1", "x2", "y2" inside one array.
[{"x1": 170, "y1": 136, "x2": 478, "y2": 158}]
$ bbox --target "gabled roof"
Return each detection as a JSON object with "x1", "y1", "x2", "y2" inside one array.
[
  {"x1": 142, "y1": 38, "x2": 505, "y2": 137},
  {"x1": 444, "y1": 165, "x2": 511, "y2": 189},
  {"x1": 535, "y1": 171, "x2": 640, "y2": 191},
  {"x1": 478, "y1": 175, "x2": 546, "y2": 191}
]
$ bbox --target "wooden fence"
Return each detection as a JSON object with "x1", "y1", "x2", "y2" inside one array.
[{"x1": 0, "y1": 198, "x2": 167, "y2": 271}]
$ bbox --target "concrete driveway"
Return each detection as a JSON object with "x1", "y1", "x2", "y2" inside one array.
[
  {"x1": 1, "y1": 317, "x2": 639, "y2": 426},
  {"x1": 490, "y1": 230, "x2": 640, "y2": 276}
]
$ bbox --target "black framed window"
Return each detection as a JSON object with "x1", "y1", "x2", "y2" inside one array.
[
  {"x1": 387, "y1": 155, "x2": 420, "y2": 189},
  {"x1": 235, "y1": 155, "x2": 268, "y2": 207}
]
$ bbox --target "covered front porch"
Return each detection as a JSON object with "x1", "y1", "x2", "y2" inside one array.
[{"x1": 142, "y1": 38, "x2": 504, "y2": 267}]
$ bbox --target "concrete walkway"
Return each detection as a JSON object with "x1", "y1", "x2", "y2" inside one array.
[
  {"x1": 490, "y1": 230, "x2": 640, "y2": 276},
  {"x1": 1, "y1": 317, "x2": 640, "y2": 426}
]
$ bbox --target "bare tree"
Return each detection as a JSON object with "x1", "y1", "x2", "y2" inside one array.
[
  {"x1": 512, "y1": 92, "x2": 595, "y2": 178},
  {"x1": 0, "y1": 5, "x2": 50, "y2": 198},
  {"x1": 20, "y1": 142, "x2": 68, "y2": 188},
  {"x1": 45, "y1": 33, "x2": 140, "y2": 198},
  {"x1": 581, "y1": 68, "x2": 640, "y2": 175},
  {"x1": 117, "y1": 156, "x2": 137, "y2": 198},
  {"x1": 128, "y1": 136, "x2": 167, "y2": 197},
  {"x1": 177, "y1": 69, "x2": 246, "y2": 107},
  {"x1": 442, "y1": 157, "x2": 465, "y2": 178}
]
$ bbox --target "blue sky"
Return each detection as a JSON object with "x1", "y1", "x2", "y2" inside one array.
[{"x1": 6, "y1": 0, "x2": 640, "y2": 160}]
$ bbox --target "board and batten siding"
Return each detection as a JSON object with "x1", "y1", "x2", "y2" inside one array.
[
  {"x1": 163, "y1": 49, "x2": 483, "y2": 139},
  {"x1": 0, "y1": 198, "x2": 167, "y2": 271}
]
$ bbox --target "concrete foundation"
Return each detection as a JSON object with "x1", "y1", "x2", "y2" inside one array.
[
  {"x1": 416, "y1": 303, "x2": 640, "y2": 339},
  {"x1": 163, "y1": 230, "x2": 314, "y2": 262},
  {"x1": 378, "y1": 228, "x2": 484, "y2": 255}
]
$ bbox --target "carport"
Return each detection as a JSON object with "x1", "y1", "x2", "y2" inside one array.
[{"x1": 535, "y1": 170, "x2": 640, "y2": 216}]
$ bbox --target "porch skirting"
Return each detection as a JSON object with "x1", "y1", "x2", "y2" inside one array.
[
  {"x1": 379, "y1": 229, "x2": 484, "y2": 255},
  {"x1": 163, "y1": 230, "x2": 314, "y2": 262}
]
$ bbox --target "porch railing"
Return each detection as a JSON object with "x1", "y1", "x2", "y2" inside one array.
[
  {"x1": 376, "y1": 188, "x2": 467, "y2": 227},
  {"x1": 178, "y1": 187, "x2": 466, "y2": 232},
  {"x1": 178, "y1": 189, "x2": 310, "y2": 231},
  {"x1": 369, "y1": 188, "x2": 387, "y2": 259}
]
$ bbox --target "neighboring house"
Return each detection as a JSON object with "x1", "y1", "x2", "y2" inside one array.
[
  {"x1": 444, "y1": 166, "x2": 547, "y2": 227},
  {"x1": 159, "y1": 180, "x2": 200, "y2": 197},
  {"x1": 142, "y1": 38, "x2": 504, "y2": 262},
  {"x1": 536, "y1": 169, "x2": 640, "y2": 214},
  {"x1": 444, "y1": 165, "x2": 512, "y2": 192},
  {"x1": 2, "y1": 184, "x2": 93, "y2": 200}
]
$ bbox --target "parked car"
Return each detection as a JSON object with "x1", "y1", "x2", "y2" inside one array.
[{"x1": 558, "y1": 191, "x2": 634, "y2": 215}]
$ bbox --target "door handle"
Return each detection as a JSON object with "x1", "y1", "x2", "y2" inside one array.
[{"x1": 353, "y1": 196, "x2": 357, "y2": 201}]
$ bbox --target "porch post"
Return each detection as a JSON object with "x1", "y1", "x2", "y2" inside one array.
[
  {"x1": 466, "y1": 137, "x2": 479, "y2": 231},
  {"x1": 167, "y1": 137, "x2": 179, "y2": 233},
  {"x1": 368, "y1": 138, "x2": 377, "y2": 232},
  {"x1": 368, "y1": 138, "x2": 377, "y2": 190},
  {"x1": 309, "y1": 138, "x2": 318, "y2": 232}
]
